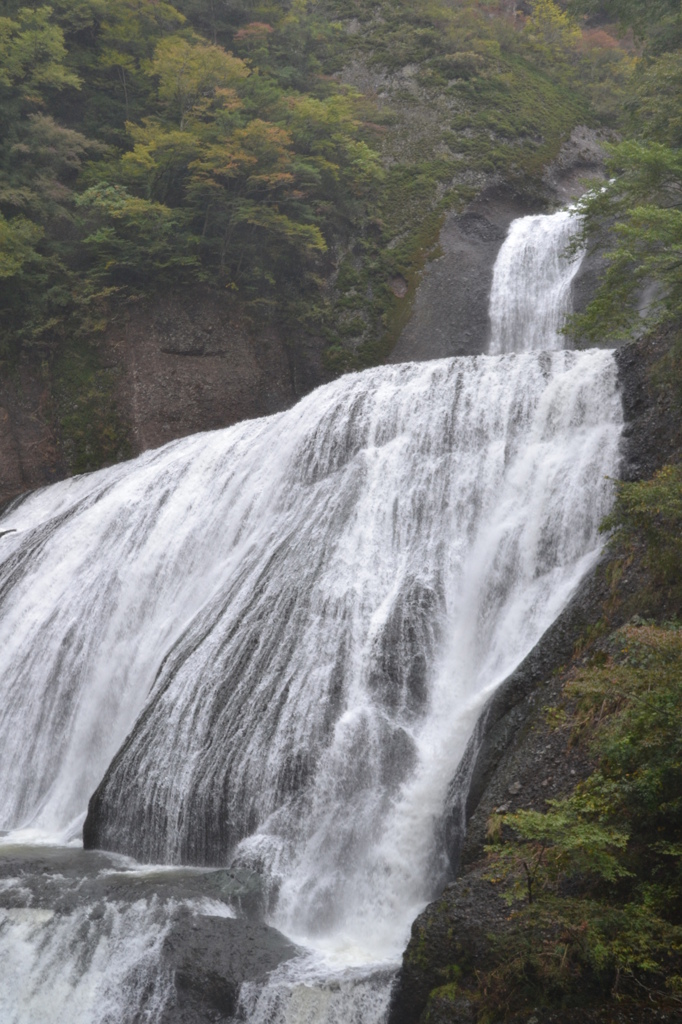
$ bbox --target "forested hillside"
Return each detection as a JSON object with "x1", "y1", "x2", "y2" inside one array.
[{"x1": 0, "y1": 0, "x2": 632, "y2": 480}]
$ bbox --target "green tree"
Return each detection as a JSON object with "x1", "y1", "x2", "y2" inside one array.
[
  {"x1": 485, "y1": 621, "x2": 682, "y2": 1011},
  {"x1": 602, "y1": 464, "x2": 682, "y2": 593},
  {"x1": 524, "y1": 0, "x2": 581, "y2": 65},
  {"x1": 75, "y1": 181, "x2": 199, "y2": 287},
  {"x1": 0, "y1": 212, "x2": 42, "y2": 278},
  {"x1": 0, "y1": 6, "x2": 81, "y2": 99},
  {"x1": 149, "y1": 34, "x2": 249, "y2": 128},
  {"x1": 570, "y1": 142, "x2": 682, "y2": 343}
]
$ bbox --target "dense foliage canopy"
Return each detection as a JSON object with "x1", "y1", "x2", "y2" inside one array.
[
  {"x1": 0, "y1": 0, "x2": 632, "y2": 383},
  {"x1": 0, "y1": 0, "x2": 385, "y2": 359}
]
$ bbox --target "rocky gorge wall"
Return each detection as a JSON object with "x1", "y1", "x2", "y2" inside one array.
[
  {"x1": 391, "y1": 126, "x2": 612, "y2": 364},
  {"x1": 107, "y1": 293, "x2": 325, "y2": 457}
]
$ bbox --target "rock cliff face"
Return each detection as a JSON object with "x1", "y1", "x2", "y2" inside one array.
[
  {"x1": 0, "y1": 365, "x2": 64, "y2": 507},
  {"x1": 0, "y1": 292, "x2": 327, "y2": 507},
  {"x1": 108, "y1": 292, "x2": 326, "y2": 456},
  {"x1": 389, "y1": 189, "x2": 536, "y2": 363}
]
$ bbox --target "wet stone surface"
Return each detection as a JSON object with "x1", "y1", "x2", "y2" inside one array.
[{"x1": 0, "y1": 844, "x2": 298, "y2": 1024}]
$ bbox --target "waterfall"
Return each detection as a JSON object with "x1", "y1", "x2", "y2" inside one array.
[
  {"x1": 488, "y1": 209, "x2": 584, "y2": 354},
  {"x1": 0, "y1": 353, "x2": 620, "y2": 947},
  {"x1": 0, "y1": 897, "x2": 175, "y2": 1023},
  {"x1": 0, "y1": 209, "x2": 622, "y2": 1023}
]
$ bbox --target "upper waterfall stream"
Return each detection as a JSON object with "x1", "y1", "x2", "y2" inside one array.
[
  {"x1": 489, "y1": 208, "x2": 584, "y2": 354},
  {"x1": 0, "y1": 207, "x2": 622, "y2": 1024}
]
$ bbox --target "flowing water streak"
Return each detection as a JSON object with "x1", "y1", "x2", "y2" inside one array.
[
  {"x1": 0, "y1": 896, "x2": 174, "y2": 1024},
  {"x1": 0, "y1": 351, "x2": 621, "y2": 977},
  {"x1": 488, "y1": 208, "x2": 585, "y2": 354}
]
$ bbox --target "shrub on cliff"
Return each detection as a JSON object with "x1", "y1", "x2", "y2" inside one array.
[
  {"x1": 482, "y1": 620, "x2": 682, "y2": 1016},
  {"x1": 603, "y1": 463, "x2": 682, "y2": 603},
  {"x1": 567, "y1": 0, "x2": 682, "y2": 344},
  {"x1": 570, "y1": 142, "x2": 682, "y2": 344}
]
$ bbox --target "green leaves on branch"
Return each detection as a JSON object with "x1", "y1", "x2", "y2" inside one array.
[
  {"x1": 631, "y1": 52, "x2": 682, "y2": 148},
  {"x1": 103, "y1": 55, "x2": 381, "y2": 294},
  {"x1": 570, "y1": 142, "x2": 682, "y2": 344},
  {"x1": 484, "y1": 620, "x2": 682, "y2": 1010},
  {"x1": 0, "y1": 212, "x2": 43, "y2": 278},
  {"x1": 524, "y1": 0, "x2": 581, "y2": 67},
  {"x1": 564, "y1": 0, "x2": 682, "y2": 345},
  {"x1": 149, "y1": 35, "x2": 249, "y2": 128},
  {"x1": 0, "y1": 6, "x2": 80, "y2": 100},
  {"x1": 602, "y1": 464, "x2": 682, "y2": 594},
  {"x1": 76, "y1": 183, "x2": 199, "y2": 286},
  {"x1": 488, "y1": 801, "x2": 631, "y2": 901}
]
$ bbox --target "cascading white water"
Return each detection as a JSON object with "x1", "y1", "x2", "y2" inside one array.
[
  {"x1": 0, "y1": 896, "x2": 174, "y2": 1024},
  {"x1": 0, "y1": 353, "x2": 620, "y2": 946},
  {"x1": 0, "y1": 208, "x2": 622, "y2": 1024},
  {"x1": 488, "y1": 208, "x2": 585, "y2": 354}
]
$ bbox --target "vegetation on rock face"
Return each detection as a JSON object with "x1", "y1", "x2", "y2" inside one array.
[
  {"x1": 567, "y1": 0, "x2": 682, "y2": 344},
  {"x1": 403, "y1": 336, "x2": 682, "y2": 1021},
  {"x1": 603, "y1": 463, "x2": 682, "y2": 606},
  {"x1": 0, "y1": 0, "x2": 634, "y2": 468},
  {"x1": 482, "y1": 620, "x2": 682, "y2": 1016}
]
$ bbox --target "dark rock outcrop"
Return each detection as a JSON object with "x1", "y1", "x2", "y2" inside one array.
[
  {"x1": 389, "y1": 866, "x2": 509, "y2": 1024},
  {"x1": 0, "y1": 842, "x2": 298, "y2": 1023},
  {"x1": 542, "y1": 125, "x2": 613, "y2": 205},
  {"x1": 160, "y1": 910, "x2": 296, "y2": 1024},
  {"x1": 389, "y1": 188, "x2": 540, "y2": 363}
]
